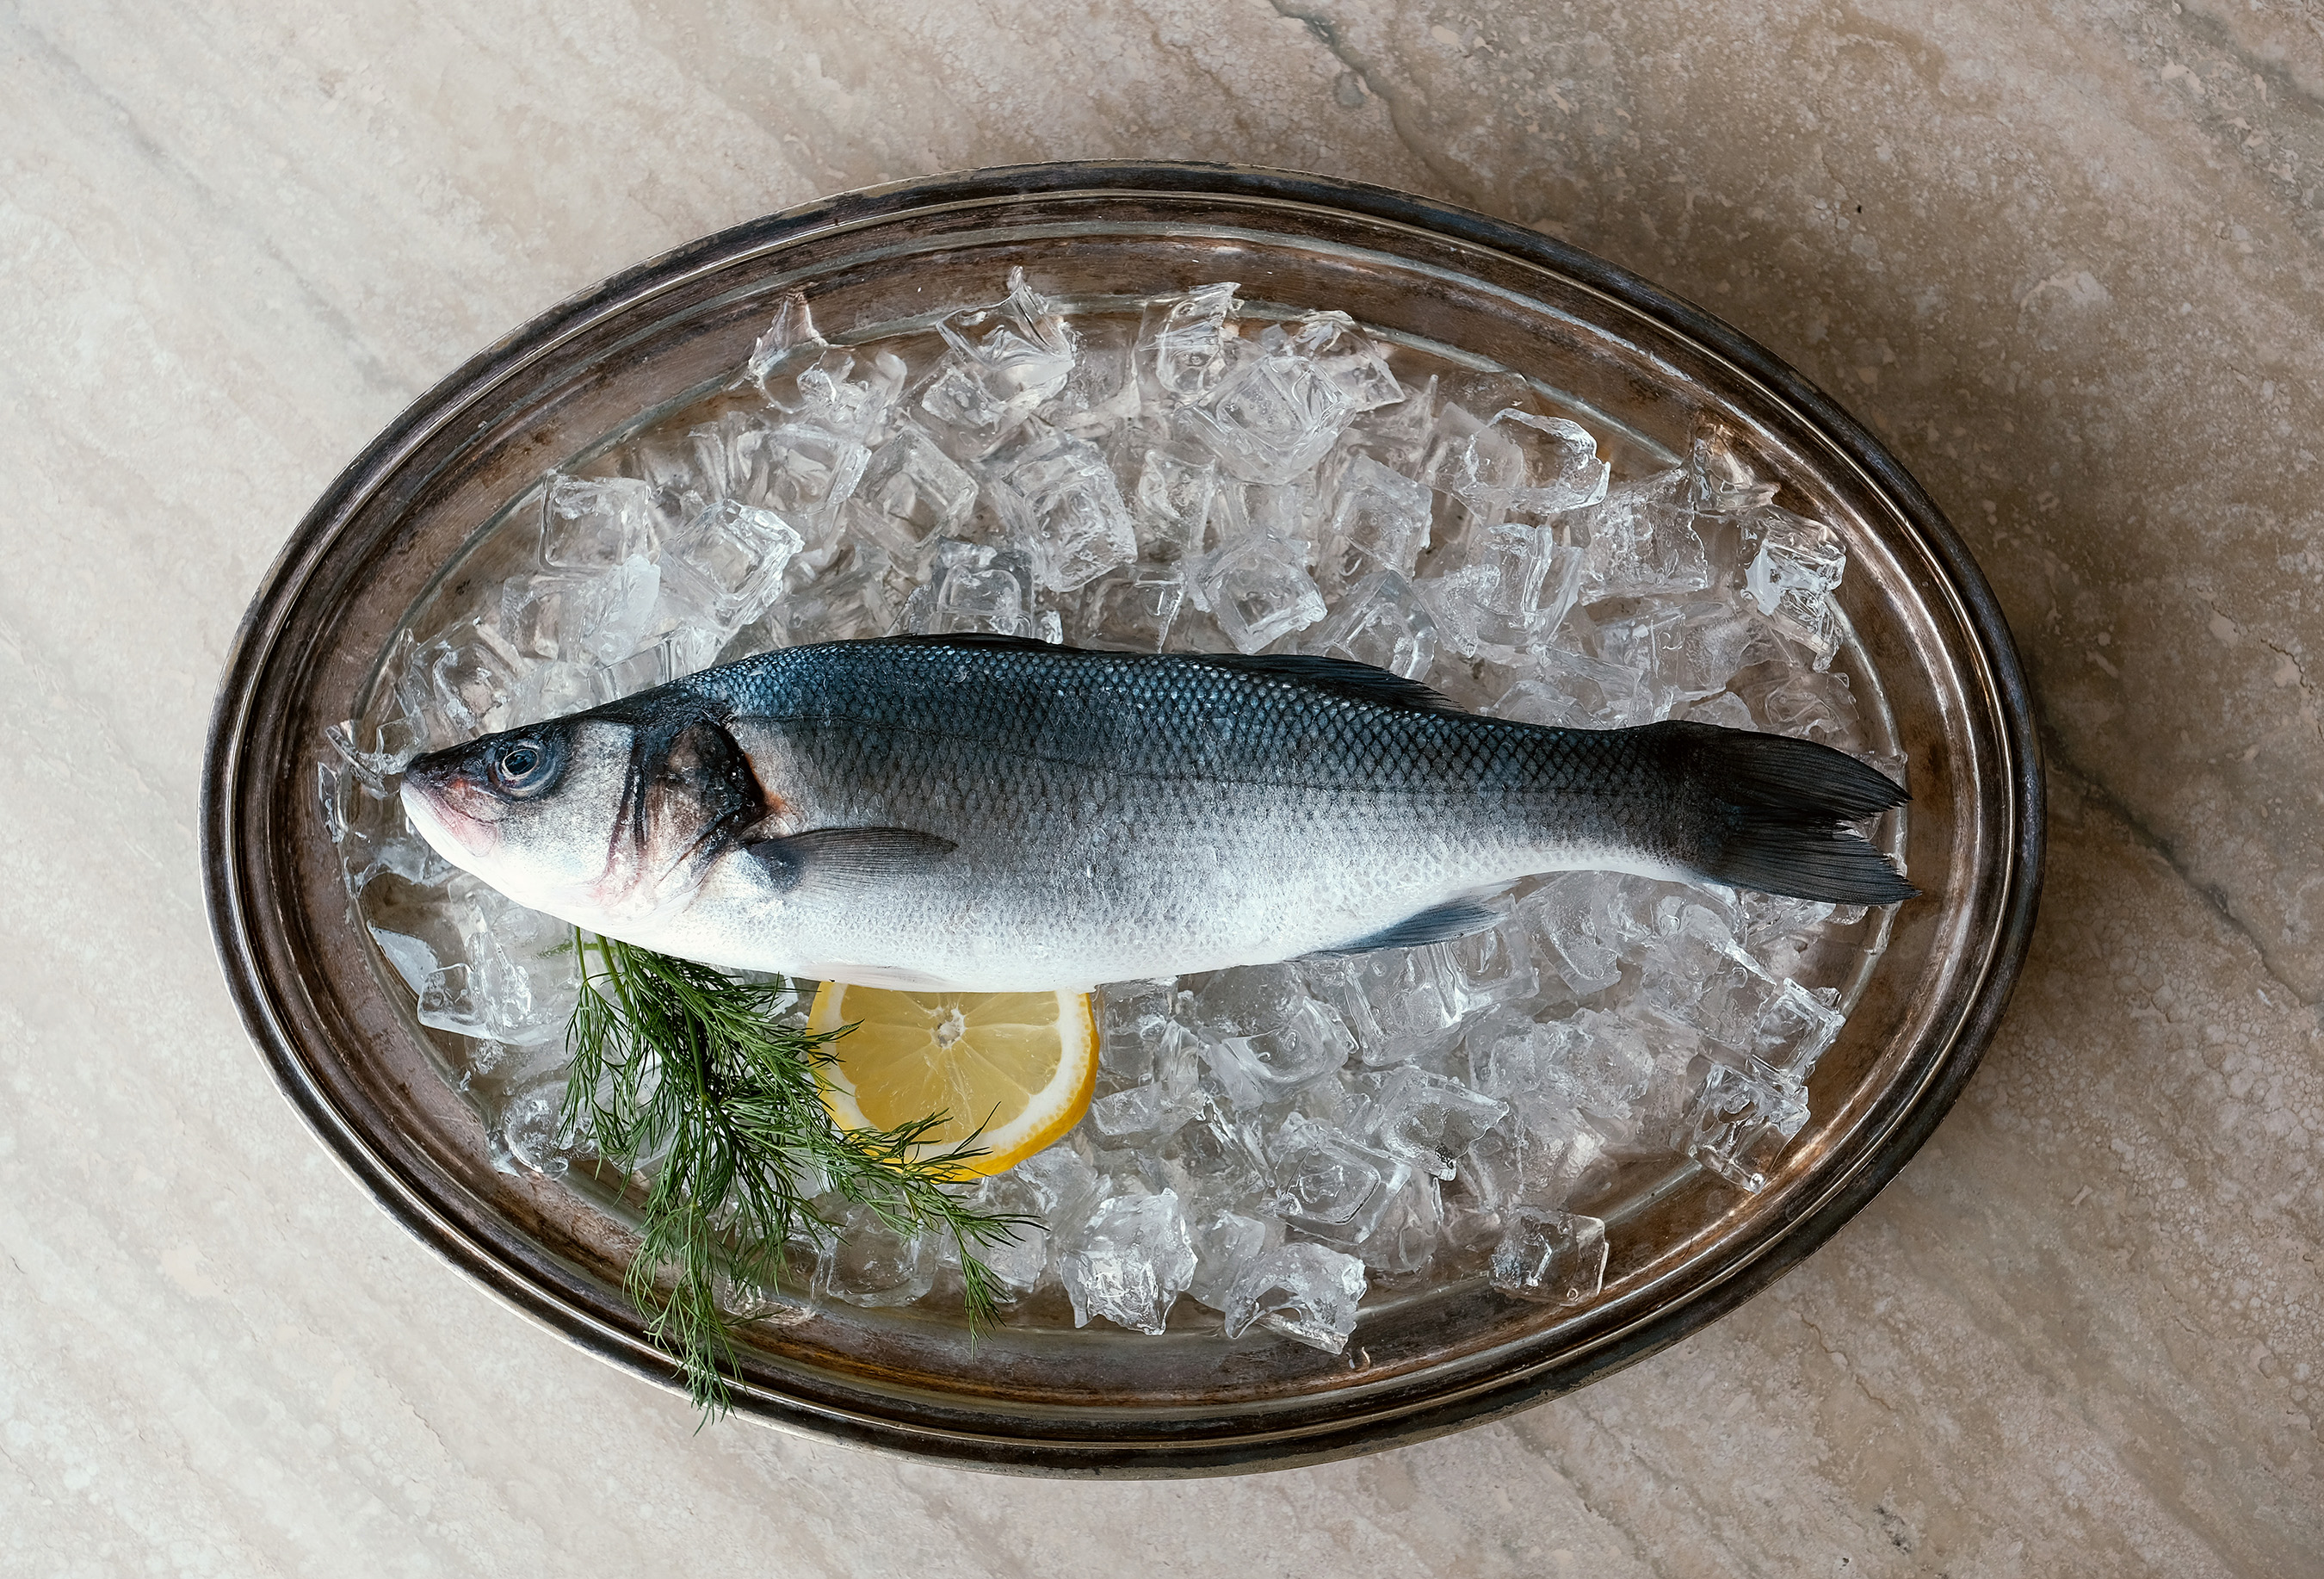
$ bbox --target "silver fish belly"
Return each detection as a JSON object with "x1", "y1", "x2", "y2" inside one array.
[{"x1": 399, "y1": 635, "x2": 1913, "y2": 991}]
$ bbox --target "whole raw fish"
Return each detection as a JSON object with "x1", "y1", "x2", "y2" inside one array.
[{"x1": 399, "y1": 635, "x2": 1912, "y2": 991}]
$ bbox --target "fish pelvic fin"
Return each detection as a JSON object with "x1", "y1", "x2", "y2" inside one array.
[
  {"x1": 1305, "y1": 897, "x2": 1503, "y2": 957},
  {"x1": 1650, "y1": 721, "x2": 1918, "y2": 905}
]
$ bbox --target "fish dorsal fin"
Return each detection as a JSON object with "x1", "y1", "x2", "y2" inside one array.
[
  {"x1": 873, "y1": 633, "x2": 1079, "y2": 656},
  {"x1": 863, "y1": 635, "x2": 1458, "y2": 714},
  {"x1": 1304, "y1": 897, "x2": 1502, "y2": 957},
  {"x1": 1188, "y1": 653, "x2": 1460, "y2": 715},
  {"x1": 743, "y1": 827, "x2": 958, "y2": 895}
]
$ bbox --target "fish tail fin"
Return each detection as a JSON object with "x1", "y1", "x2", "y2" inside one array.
[{"x1": 1648, "y1": 721, "x2": 1919, "y2": 905}]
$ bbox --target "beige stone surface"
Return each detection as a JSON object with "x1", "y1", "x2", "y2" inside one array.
[{"x1": 3, "y1": 0, "x2": 2319, "y2": 1572}]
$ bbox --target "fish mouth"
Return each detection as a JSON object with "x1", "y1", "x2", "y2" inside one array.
[{"x1": 399, "y1": 758, "x2": 501, "y2": 864}]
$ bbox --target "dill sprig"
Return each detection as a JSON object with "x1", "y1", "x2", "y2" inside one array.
[{"x1": 560, "y1": 932, "x2": 1033, "y2": 1419}]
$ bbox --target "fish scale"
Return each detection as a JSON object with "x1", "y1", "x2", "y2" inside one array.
[{"x1": 400, "y1": 635, "x2": 1914, "y2": 991}]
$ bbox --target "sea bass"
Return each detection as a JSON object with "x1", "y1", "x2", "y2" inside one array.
[{"x1": 399, "y1": 635, "x2": 1913, "y2": 992}]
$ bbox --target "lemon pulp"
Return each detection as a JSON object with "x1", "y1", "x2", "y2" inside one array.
[{"x1": 808, "y1": 982, "x2": 1097, "y2": 1176}]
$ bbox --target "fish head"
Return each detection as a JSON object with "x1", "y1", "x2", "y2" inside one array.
[
  {"x1": 399, "y1": 697, "x2": 770, "y2": 930},
  {"x1": 399, "y1": 716, "x2": 640, "y2": 918}
]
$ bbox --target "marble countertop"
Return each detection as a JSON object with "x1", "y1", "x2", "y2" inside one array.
[{"x1": 4, "y1": 1, "x2": 2319, "y2": 1572}]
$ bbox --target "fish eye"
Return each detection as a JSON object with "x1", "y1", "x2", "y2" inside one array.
[{"x1": 486, "y1": 736, "x2": 560, "y2": 798}]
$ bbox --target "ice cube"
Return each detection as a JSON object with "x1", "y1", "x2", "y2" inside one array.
[
  {"x1": 564, "y1": 556, "x2": 664, "y2": 666},
  {"x1": 1688, "y1": 421, "x2": 1780, "y2": 515},
  {"x1": 967, "y1": 1173, "x2": 1052, "y2": 1294},
  {"x1": 541, "y1": 475, "x2": 658, "y2": 571},
  {"x1": 1091, "y1": 1084, "x2": 1166, "y2": 1138},
  {"x1": 1637, "y1": 901, "x2": 1769, "y2": 1043},
  {"x1": 1515, "y1": 870, "x2": 1659, "y2": 995},
  {"x1": 1295, "y1": 569, "x2": 1437, "y2": 680},
  {"x1": 1491, "y1": 642, "x2": 1652, "y2": 731},
  {"x1": 1443, "y1": 917, "x2": 1539, "y2": 1017},
  {"x1": 1341, "y1": 372, "x2": 1437, "y2": 475},
  {"x1": 1460, "y1": 1111, "x2": 1607, "y2": 1213},
  {"x1": 1490, "y1": 1209, "x2": 1608, "y2": 1306},
  {"x1": 1653, "y1": 600, "x2": 1776, "y2": 712},
  {"x1": 1283, "y1": 310, "x2": 1403, "y2": 412},
  {"x1": 490, "y1": 1076, "x2": 572, "y2": 1179},
  {"x1": 409, "y1": 621, "x2": 522, "y2": 740},
  {"x1": 324, "y1": 711, "x2": 423, "y2": 790},
  {"x1": 417, "y1": 963, "x2": 487, "y2": 1039},
  {"x1": 812, "y1": 1205, "x2": 938, "y2": 1307},
  {"x1": 745, "y1": 290, "x2": 825, "y2": 393},
  {"x1": 658, "y1": 498, "x2": 804, "y2": 629},
  {"x1": 1317, "y1": 453, "x2": 1432, "y2": 591},
  {"x1": 1475, "y1": 1008, "x2": 1655, "y2": 1130},
  {"x1": 847, "y1": 422, "x2": 978, "y2": 568},
  {"x1": 719, "y1": 418, "x2": 868, "y2": 546},
  {"x1": 1740, "y1": 506, "x2": 1848, "y2": 662},
  {"x1": 1585, "y1": 598, "x2": 1765, "y2": 718},
  {"x1": 1136, "y1": 282, "x2": 1240, "y2": 410},
  {"x1": 1198, "y1": 999, "x2": 1354, "y2": 1107},
  {"x1": 1179, "y1": 350, "x2": 1356, "y2": 485},
  {"x1": 1172, "y1": 1096, "x2": 1274, "y2": 1191},
  {"x1": 779, "y1": 350, "x2": 903, "y2": 444},
  {"x1": 986, "y1": 428, "x2": 1139, "y2": 592},
  {"x1": 774, "y1": 540, "x2": 901, "y2": 644},
  {"x1": 1338, "y1": 945, "x2": 1468, "y2": 1064},
  {"x1": 1190, "y1": 533, "x2": 1326, "y2": 653},
  {"x1": 1130, "y1": 445, "x2": 1221, "y2": 563},
  {"x1": 1494, "y1": 411, "x2": 1612, "y2": 517},
  {"x1": 1222, "y1": 1242, "x2": 1368, "y2": 1353},
  {"x1": 1419, "y1": 401, "x2": 1504, "y2": 508},
  {"x1": 1683, "y1": 691, "x2": 1757, "y2": 730},
  {"x1": 592, "y1": 634, "x2": 674, "y2": 702},
  {"x1": 1352, "y1": 1169, "x2": 1445, "y2": 1277},
  {"x1": 919, "y1": 269, "x2": 1078, "y2": 449},
  {"x1": 1269, "y1": 1115, "x2": 1412, "y2": 1242},
  {"x1": 1010, "y1": 1140, "x2": 1103, "y2": 1226},
  {"x1": 1364, "y1": 1067, "x2": 1509, "y2": 1179},
  {"x1": 368, "y1": 927, "x2": 438, "y2": 995},
  {"x1": 904, "y1": 540, "x2": 1039, "y2": 638},
  {"x1": 1739, "y1": 889, "x2": 1839, "y2": 981},
  {"x1": 1079, "y1": 569, "x2": 1185, "y2": 652},
  {"x1": 1421, "y1": 522, "x2": 1587, "y2": 661},
  {"x1": 443, "y1": 879, "x2": 581, "y2": 1047},
  {"x1": 1044, "y1": 333, "x2": 1140, "y2": 438},
  {"x1": 1684, "y1": 1062, "x2": 1810, "y2": 1192},
  {"x1": 497, "y1": 573, "x2": 569, "y2": 662},
  {"x1": 1428, "y1": 406, "x2": 1609, "y2": 525},
  {"x1": 1059, "y1": 1191, "x2": 1198, "y2": 1334},
  {"x1": 1747, "y1": 668, "x2": 1864, "y2": 750},
  {"x1": 1185, "y1": 1205, "x2": 1280, "y2": 1312},
  {"x1": 1190, "y1": 963, "x2": 1307, "y2": 1037},
  {"x1": 1752, "y1": 979, "x2": 1846, "y2": 1081},
  {"x1": 1585, "y1": 468, "x2": 1713, "y2": 598},
  {"x1": 1097, "y1": 978, "x2": 1177, "y2": 1086}
]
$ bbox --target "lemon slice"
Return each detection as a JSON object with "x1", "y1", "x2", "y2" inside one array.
[{"x1": 808, "y1": 982, "x2": 1097, "y2": 1176}]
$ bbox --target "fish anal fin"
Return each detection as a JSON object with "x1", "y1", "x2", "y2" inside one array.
[
  {"x1": 744, "y1": 827, "x2": 958, "y2": 894},
  {"x1": 1307, "y1": 898, "x2": 1500, "y2": 957}
]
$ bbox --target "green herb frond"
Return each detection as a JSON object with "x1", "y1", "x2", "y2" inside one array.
[{"x1": 560, "y1": 933, "x2": 1035, "y2": 1420}]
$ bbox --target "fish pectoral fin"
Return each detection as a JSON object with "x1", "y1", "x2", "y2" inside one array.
[
  {"x1": 743, "y1": 827, "x2": 958, "y2": 894},
  {"x1": 1307, "y1": 898, "x2": 1502, "y2": 957}
]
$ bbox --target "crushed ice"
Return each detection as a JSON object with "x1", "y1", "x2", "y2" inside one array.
[{"x1": 323, "y1": 274, "x2": 1903, "y2": 1352}]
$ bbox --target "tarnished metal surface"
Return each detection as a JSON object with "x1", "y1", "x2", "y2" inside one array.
[{"x1": 201, "y1": 163, "x2": 2042, "y2": 1476}]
